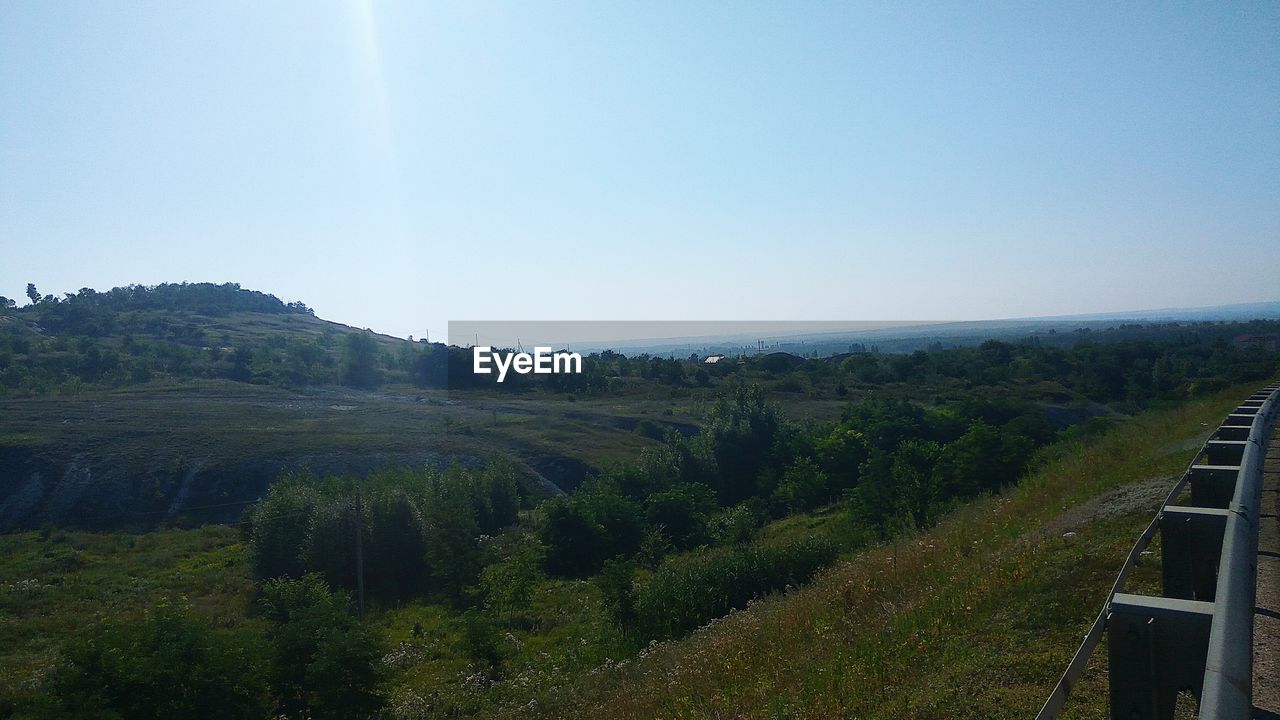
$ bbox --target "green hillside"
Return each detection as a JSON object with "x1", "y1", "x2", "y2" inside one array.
[
  {"x1": 2, "y1": 283, "x2": 1279, "y2": 719},
  {"x1": 0, "y1": 283, "x2": 683, "y2": 529},
  {"x1": 3, "y1": 282, "x2": 1276, "y2": 534},
  {"x1": 0, "y1": 385, "x2": 1256, "y2": 718},
  {"x1": 529, "y1": 386, "x2": 1254, "y2": 719}
]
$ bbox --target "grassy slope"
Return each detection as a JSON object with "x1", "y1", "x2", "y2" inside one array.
[
  {"x1": 0, "y1": 385, "x2": 1256, "y2": 718},
  {"x1": 0, "y1": 525, "x2": 256, "y2": 704},
  {"x1": 3, "y1": 299, "x2": 1104, "y2": 530},
  {"x1": 0, "y1": 379, "x2": 696, "y2": 531},
  {"x1": 0, "y1": 380, "x2": 675, "y2": 465},
  {"x1": 530, "y1": 384, "x2": 1256, "y2": 720}
]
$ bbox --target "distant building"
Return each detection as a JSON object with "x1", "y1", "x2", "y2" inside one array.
[{"x1": 704, "y1": 354, "x2": 727, "y2": 364}]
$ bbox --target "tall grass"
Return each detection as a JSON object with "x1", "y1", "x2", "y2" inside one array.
[{"x1": 525, "y1": 383, "x2": 1261, "y2": 719}]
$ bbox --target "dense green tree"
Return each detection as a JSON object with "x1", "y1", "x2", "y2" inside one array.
[
  {"x1": 812, "y1": 425, "x2": 869, "y2": 490},
  {"x1": 892, "y1": 439, "x2": 942, "y2": 528},
  {"x1": 300, "y1": 496, "x2": 360, "y2": 593},
  {"x1": 934, "y1": 421, "x2": 1002, "y2": 499},
  {"x1": 339, "y1": 332, "x2": 382, "y2": 389},
  {"x1": 479, "y1": 533, "x2": 546, "y2": 618},
  {"x1": 247, "y1": 474, "x2": 320, "y2": 580},
  {"x1": 644, "y1": 483, "x2": 716, "y2": 549},
  {"x1": 846, "y1": 449, "x2": 909, "y2": 539},
  {"x1": 363, "y1": 488, "x2": 430, "y2": 601},
  {"x1": 259, "y1": 575, "x2": 386, "y2": 720},
  {"x1": 409, "y1": 341, "x2": 446, "y2": 387},
  {"x1": 470, "y1": 459, "x2": 521, "y2": 534},
  {"x1": 247, "y1": 464, "x2": 520, "y2": 603},
  {"x1": 39, "y1": 600, "x2": 270, "y2": 720},
  {"x1": 699, "y1": 385, "x2": 789, "y2": 504},
  {"x1": 422, "y1": 467, "x2": 483, "y2": 598},
  {"x1": 539, "y1": 480, "x2": 645, "y2": 577},
  {"x1": 772, "y1": 456, "x2": 831, "y2": 513}
]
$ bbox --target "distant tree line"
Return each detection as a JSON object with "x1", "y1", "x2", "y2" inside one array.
[
  {"x1": 436, "y1": 323, "x2": 1280, "y2": 405},
  {"x1": 3, "y1": 282, "x2": 1275, "y2": 402}
]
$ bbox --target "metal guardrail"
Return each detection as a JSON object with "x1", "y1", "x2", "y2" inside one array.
[{"x1": 1036, "y1": 383, "x2": 1280, "y2": 720}]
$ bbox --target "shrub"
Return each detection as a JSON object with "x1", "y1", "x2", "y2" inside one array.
[
  {"x1": 771, "y1": 457, "x2": 830, "y2": 513},
  {"x1": 630, "y1": 535, "x2": 837, "y2": 642},
  {"x1": 539, "y1": 481, "x2": 644, "y2": 578},
  {"x1": 260, "y1": 574, "x2": 386, "y2": 719},
  {"x1": 705, "y1": 500, "x2": 766, "y2": 545},
  {"x1": 39, "y1": 600, "x2": 269, "y2": 720},
  {"x1": 247, "y1": 474, "x2": 320, "y2": 580}
]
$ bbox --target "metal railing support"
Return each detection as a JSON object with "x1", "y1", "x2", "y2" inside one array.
[
  {"x1": 1199, "y1": 382, "x2": 1280, "y2": 718},
  {"x1": 1036, "y1": 383, "x2": 1280, "y2": 720},
  {"x1": 1158, "y1": 506, "x2": 1227, "y2": 601},
  {"x1": 1108, "y1": 594, "x2": 1214, "y2": 720},
  {"x1": 1189, "y1": 465, "x2": 1240, "y2": 509}
]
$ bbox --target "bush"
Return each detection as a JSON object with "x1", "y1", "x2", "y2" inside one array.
[
  {"x1": 539, "y1": 481, "x2": 645, "y2": 578},
  {"x1": 260, "y1": 574, "x2": 386, "y2": 719},
  {"x1": 705, "y1": 500, "x2": 766, "y2": 545},
  {"x1": 644, "y1": 483, "x2": 716, "y2": 549},
  {"x1": 771, "y1": 457, "x2": 830, "y2": 513},
  {"x1": 38, "y1": 600, "x2": 269, "y2": 720},
  {"x1": 630, "y1": 536, "x2": 838, "y2": 642}
]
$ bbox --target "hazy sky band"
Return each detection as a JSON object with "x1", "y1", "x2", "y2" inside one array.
[
  {"x1": 448, "y1": 320, "x2": 937, "y2": 350},
  {"x1": 2, "y1": 2, "x2": 1277, "y2": 338}
]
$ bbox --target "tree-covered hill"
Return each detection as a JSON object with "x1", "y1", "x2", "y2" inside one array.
[{"x1": 0, "y1": 282, "x2": 443, "y2": 394}]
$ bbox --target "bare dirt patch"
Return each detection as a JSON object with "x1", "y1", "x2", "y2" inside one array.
[{"x1": 1021, "y1": 474, "x2": 1177, "y2": 547}]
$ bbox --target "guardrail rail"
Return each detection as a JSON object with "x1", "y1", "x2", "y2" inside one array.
[{"x1": 1036, "y1": 383, "x2": 1280, "y2": 720}]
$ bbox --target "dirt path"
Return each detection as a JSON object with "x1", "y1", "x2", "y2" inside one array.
[
  {"x1": 1019, "y1": 474, "x2": 1176, "y2": 548},
  {"x1": 1254, "y1": 424, "x2": 1280, "y2": 716}
]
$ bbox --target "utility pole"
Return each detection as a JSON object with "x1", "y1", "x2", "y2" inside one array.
[{"x1": 354, "y1": 490, "x2": 365, "y2": 618}]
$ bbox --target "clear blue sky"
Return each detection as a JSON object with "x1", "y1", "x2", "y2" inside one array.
[{"x1": 2, "y1": 2, "x2": 1278, "y2": 340}]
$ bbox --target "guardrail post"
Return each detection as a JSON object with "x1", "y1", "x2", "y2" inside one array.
[
  {"x1": 1108, "y1": 594, "x2": 1213, "y2": 720},
  {"x1": 1204, "y1": 439, "x2": 1247, "y2": 466},
  {"x1": 1036, "y1": 384, "x2": 1280, "y2": 720},
  {"x1": 1188, "y1": 465, "x2": 1238, "y2": 509},
  {"x1": 1199, "y1": 382, "x2": 1280, "y2": 718},
  {"x1": 1158, "y1": 506, "x2": 1227, "y2": 601}
]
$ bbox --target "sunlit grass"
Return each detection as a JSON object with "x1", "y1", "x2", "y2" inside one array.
[
  {"x1": 0, "y1": 525, "x2": 256, "y2": 707},
  {"x1": 526, "y1": 384, "x2": 1254, "y2": 719}
]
